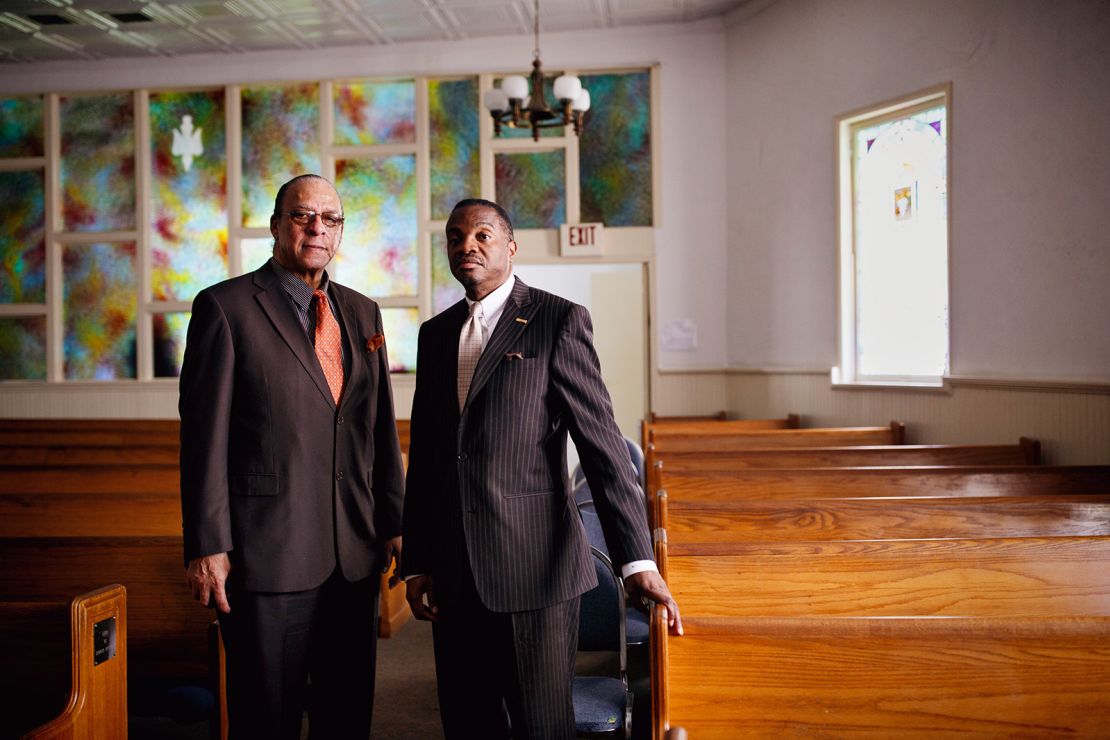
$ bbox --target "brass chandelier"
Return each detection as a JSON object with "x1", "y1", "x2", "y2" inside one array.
[{"x1": 482, "y1": 0, "x2": 592, "y2": 142}]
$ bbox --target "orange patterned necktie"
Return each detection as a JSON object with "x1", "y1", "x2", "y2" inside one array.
[{"x1": 313, "y1": 289, "x2": 344, "y2": 405}]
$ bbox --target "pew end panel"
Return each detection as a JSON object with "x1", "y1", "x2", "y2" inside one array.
[{"x1": 23, "y1": 584, "x2": 128, "y2": 740}]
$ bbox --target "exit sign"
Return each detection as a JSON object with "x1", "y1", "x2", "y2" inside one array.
[{"x1": 559, "y1": 223, "x2": 604, "y2": 257}]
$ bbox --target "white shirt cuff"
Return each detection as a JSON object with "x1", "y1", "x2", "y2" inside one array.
[{"x1": 621, "y1": 559, "x2": 658, "y2": 578}]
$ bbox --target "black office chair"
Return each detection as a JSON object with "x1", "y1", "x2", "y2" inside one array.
[
  {"x1": 578, "y1": 506, "x2": 650, "y2": 648},
  {"x1": 574, "y1": 546, "x2": 633, "y2": 738}
]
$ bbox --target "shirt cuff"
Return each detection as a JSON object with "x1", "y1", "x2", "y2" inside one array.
[{"x1": 621, "y1": 559, "x2": 658, "y2": 578}]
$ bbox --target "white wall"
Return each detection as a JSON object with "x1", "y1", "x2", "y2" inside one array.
[
  {"x1": 0, "y1": 19, "x2": 730, "y2": 418},
  {"x1": 724, "y1": 0, "x2": 1110, "y2": 381}
]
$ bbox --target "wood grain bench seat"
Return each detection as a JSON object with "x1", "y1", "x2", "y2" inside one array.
[
  {"x1": 666, "y1": 536, "x2": 1110, "y2": 618},
  {"x1": 654, "y1": 465, "x2": 1110, "y2": 502},
  {"x1": 649, "y1": 438, "x2": 1040, "y2": 474},
  {"x1": 661, "y1": 493, "x2": 1110, "y2": 542}
]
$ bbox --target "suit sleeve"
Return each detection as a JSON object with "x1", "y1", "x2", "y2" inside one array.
[
  {"x1": 399, "y1": 322, "x2": 435, "y2": 577},
  {"x1": 549, "y1": 304, "x2": 653, "y2": 567},
  {"x1": 178, "y1": 288, "x2": 235, "y2": 562},
  {"x1": 370, "y1": 303, "x2": 406, "y2": 540}
]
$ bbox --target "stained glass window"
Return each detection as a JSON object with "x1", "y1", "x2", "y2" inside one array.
[
  {"x1": 579, "y1": 71, "x2": 652, "y2": 226},
  {"x1": 431, "y1": 232, "x2": 464, "y2": 315},
  {"x1": 429, "y1": 78, "x2": 480, "y2": 219},
  {"x1": 0, "y1": 316, "x2": 46, "y2": 380},
  {"x1": 60, "y1": 94, "x2": 135, "y2": 232},
  {"x1": 63, "y1": 242, "x2": 137, "y2": 380},
  {"x1": 380, "y1": 307, "x2": 419, "y2": 373},
  {"x1": 495, "y1": 150, "x2": 565, "y2": 229},
  {"x1": 150, "y1": 90, "x2": 228, "y2": 301},
  {"x1": 0, "y1": 169, "x2": 45, "y2": 303},
  {"x1": 0, "y1": 96, "x2": 44, "y2": 157},
  {"x1": 153, "y1": 311, "x2": 190, "y2": 378},
  {"x1": 241, "y1": 83, "x2": 320, "y2": 227},
  {"x1": 496, "y1": 75, "x2": 563, "y2": 139},
  {"x1": 334, "y1": 79, "x2": 415, "y2": 145},
  {"x1": 840, "y1": 94, "x2": 949, "y2": 384},
  {"x1": 333, "y1": 156, "x2": 417, "y2": 297},
  {"x1": 240, "y1": 237, "x2": 274, "y2": 274}
]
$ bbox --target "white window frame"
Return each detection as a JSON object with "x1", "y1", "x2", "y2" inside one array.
[{"x1": 833, "y1": 83, "x2": 952, "y2": 388}]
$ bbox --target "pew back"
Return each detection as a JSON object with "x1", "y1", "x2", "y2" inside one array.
[
  {"x1": 664, "y1": 615, "x2": 1110, "y2": 738},
  {"x1": 663, "y1": 494, "x2": 1110, "y2": 542},
  {"x1": 656, "y1": 465, "x2": 1110, "y2": 502}
]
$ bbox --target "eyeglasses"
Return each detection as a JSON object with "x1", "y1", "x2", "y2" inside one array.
[{"x1": 277, "y1": 210, "x2": 345, "y2": 228}]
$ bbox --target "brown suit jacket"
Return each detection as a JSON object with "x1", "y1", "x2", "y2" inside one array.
[
  {"x1": 179, "y1": 261, "x2": 405, "y2": 593},
  {"x1": 401, "y1": 277, "x2": 652, "y2": 612}
]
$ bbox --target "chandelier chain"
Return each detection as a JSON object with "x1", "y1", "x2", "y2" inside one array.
[{"x1": 533, "y1": 0, "x2": 541, "y2": 59}]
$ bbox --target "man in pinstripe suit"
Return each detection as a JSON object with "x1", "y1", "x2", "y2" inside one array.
[{"x1": 401, "y1": 199, "x2": 681, "y2": 739}]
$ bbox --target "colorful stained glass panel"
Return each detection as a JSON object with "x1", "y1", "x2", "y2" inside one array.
[
  {"x1": 380, "y1": 307, "x2": 418, "y2": 373},
  {"x1": 60, "y1": 94, "x2": 135, "y2": 231},
  {"x1": 0, "y1": 316, "x2": 46, "y2": 380},
  {"x1": 153, "y1": 311, "x2": 190, "y2": 378},
  {"x1": 579, "y1": 71, "x2": 652, "y2": 226},
  {"x1": 429, "y1": 78, "x2": 479, "y2": 219},
  {"x1": 0, "y1": 170, "x2": 45, "y2": 303},
  {"x1": 334, "y1": 80, "x2": 416, "y2": 145},
  {"x1": 241, "y1": 83, "x2": 320, "y2": 227},
  {"x1": 150, "y1": 90, "x2": 228, "y2": 301},
  {"x1": 0, "y1": 96, "x2": 44, "y2": 157},
  {"x1": 495, "y1": 150, "x2": 565, "y2": 229},
  {"x1": 333, "y1": 156, "x2": 417, "y2": 297},
  {"x1": 240, "y1": 237, "x2": 274, "y2": 274},
  {"x1": 431, "y1": 232, "x2": 464, "y2": 315},
  {"x1": 63, "y1": 242, "x2": 137, "y2": 380}
]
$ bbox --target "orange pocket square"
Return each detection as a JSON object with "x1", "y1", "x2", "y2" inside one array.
[{"x1": 366, "y1": 334, "x2": 385, "y2": 352}]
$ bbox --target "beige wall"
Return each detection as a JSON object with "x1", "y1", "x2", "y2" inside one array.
[{"x1": 653, "y1": 368, "x2": 1110, "y2": 465}]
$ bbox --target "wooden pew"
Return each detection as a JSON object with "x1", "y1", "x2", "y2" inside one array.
[
  {"x1": 655, "y1": 465, "x2": 1110, "y2": 502},
  {"x1": 650, "y1": 438, "x2": 1040, "y2": 473},
  {"x1": 641, "y1": 413, "x2": 797, "y2": 450},
  {"x1": 647, "y1": 421, "x2": 905, "y2": 456},
  {"x1": 654, "y1": 536, "x2": 1110, "y2": 736},
  {"x1": 1, "y1": 585, "x2": 127, "y2": 739},
  {"x1": 659, "y1": 613, "x2": 1110, "y2": 738},
  {"x1": 0, "y1": 537, "x2": 211, "y2": 680},
  {"x1": 660, "y1": 494, "x2": 1110, "y2": 543},
  {"x1": 668, "y1": 536, "x2": 1110, "y2": 617},
  {"x1": 0, "y1": 445, "x2": 180, "y2": 466}
]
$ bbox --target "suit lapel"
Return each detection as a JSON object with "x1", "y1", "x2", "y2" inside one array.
[
  {"x1": 464, "y1": 277, "x2": 537, "y2": 409},
  {"x1": 333, "y1": 288, "x2": 366, "y2": 412},
  {"x1": 253, "y1": 268, "x2": 337, "y2": 410}
]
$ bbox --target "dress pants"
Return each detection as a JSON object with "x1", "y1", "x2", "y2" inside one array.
[
  {"x1": 432, "y1": 561, "x2": 580, "y2": 740},
  {"x1": 218, "y1": 567, "x2": 380, "y2": 740}
]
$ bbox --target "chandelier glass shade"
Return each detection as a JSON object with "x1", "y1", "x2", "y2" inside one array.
[{"x1": 482, "y1": 0, "x2": 591, "y2": 141}]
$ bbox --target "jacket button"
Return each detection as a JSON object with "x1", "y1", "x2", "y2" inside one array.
[
  {"x1": 335, "y1": 471, "x2": 344, "y2": 480},
  {"x1": 337, "y1": 416, "x2": 344, "y2": 425},
  {"x1": 457, "y1": 453, "x2": 467, "y2": 461}
]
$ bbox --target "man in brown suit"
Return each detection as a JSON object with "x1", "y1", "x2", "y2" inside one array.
[
  {"x1": 179, "y1": 174, "x2": 405, "y2": 739},
  {"x1": 402, "y1": 198, "x2": 681, "y2": 739}
]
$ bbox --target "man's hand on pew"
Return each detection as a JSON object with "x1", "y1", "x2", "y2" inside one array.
[
  {"x1": 625, "y1": 570, "x2": 683, "y2": 635},
  {"x1": 186, "y1": 552, "x2": 232, "y2": 613}
]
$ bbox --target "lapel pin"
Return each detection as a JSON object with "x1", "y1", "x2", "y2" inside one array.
[
  {"x1": 366, "y1": 334, "x2": 384, "y2": 352},
  {"x1": 514, "y1": 317, "x2": 528, "y2": 325}
]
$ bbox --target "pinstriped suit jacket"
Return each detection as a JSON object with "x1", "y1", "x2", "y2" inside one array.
[{"x1": 402, "y1": 277, "x2": 652, "y2": 612}]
